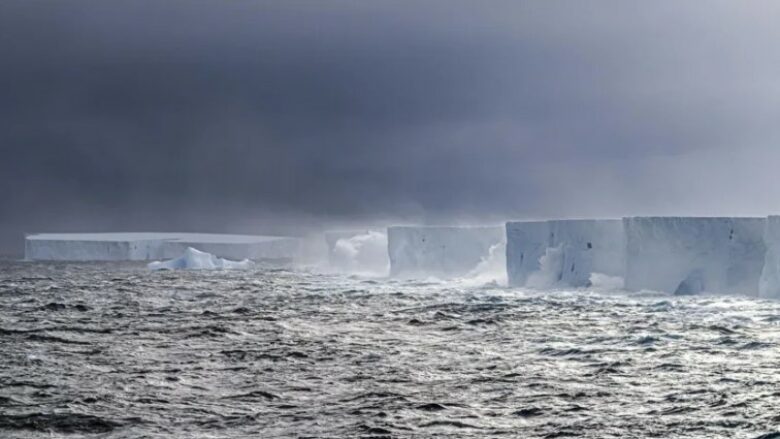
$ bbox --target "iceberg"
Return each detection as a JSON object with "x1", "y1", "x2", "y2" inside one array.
[
  {"x1": 506, "y1": 219, "x2": 625, "y2": 288},
  {"x1": 624, "y1": 217, "x2": 766, "y2": 296},
  {"x1": 759, "y1": 216, "x2": 780, "y2": 298},
  {"x1": 24, "y1": 233, "x2": 299, "y2": 262},
  {"x1": 387, "y1": 226, "x2": 504, "y2": 278},
  {"x1": 148, "y1": 247, "x2": 254, "y2": 270},
  {"x1": 159, "y1": 233, "x2": 299, "y2": 261},
  {"x1": 505, "y1": 221, "x2": 553, "y2": 287},
  {"x1": 25, "y1": 233, "x2": 171, "y2": 261}
]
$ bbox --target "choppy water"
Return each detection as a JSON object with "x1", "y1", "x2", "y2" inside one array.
[{"x1": 2, "y1": 260, "x2": 780, "y2": 438}]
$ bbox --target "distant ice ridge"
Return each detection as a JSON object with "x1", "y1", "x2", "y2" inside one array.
[
  {"x1": 148, "y1": 247, "x2": 254, "y2": 270},
  {"x1": 387, "y1": 226, "x2": 505, "y2": 278},
  {"x1": 24, "y1": 233, "x2": 299, "y2": 262},
  {"x1": 325, "y1": 230, "x2": 389, "y2": 276},
  {"x1": 624, "y1": 217, "x2": 766, "y2": 296},
  {"x1": 506, "y1": 219, "x2": 625, "y2": 288}
]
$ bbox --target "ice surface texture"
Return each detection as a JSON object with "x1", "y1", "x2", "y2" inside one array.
[
  {"x1": 506, "y1": 219, "x2": 625, "y2": 288},
  {"x1": 387, "y1": 226, "x2": 505, "y2": 278},
  {"x1": 624, "y1": 217, "x2": 766, "y2": 296}
]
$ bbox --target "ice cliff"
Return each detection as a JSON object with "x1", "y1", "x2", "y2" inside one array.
[
  {"x1": 387, "y1": 226, "x2": 504, "y2": 278},
  {"x1": 624, "y1": 217, "x2": 766, "y2": 296},
  {"x1": 25, "y1": 233, "x2": 299, "y2": 262},
  {"x1": 506, "y1": 219, "x2": 625, "y2": 288}
]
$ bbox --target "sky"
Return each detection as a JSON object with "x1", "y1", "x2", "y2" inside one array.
[{"x1": 2, "y1": 1, "x2": 780, "y2": 255}]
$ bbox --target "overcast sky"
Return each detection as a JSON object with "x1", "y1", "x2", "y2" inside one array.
[{"x1": 2, "y1": 1, "x2": 780, "y2": 254}]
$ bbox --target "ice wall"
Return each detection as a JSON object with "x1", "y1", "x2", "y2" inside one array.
[
  {"x1": 759, "y1": 216, "x2": 780, "y2": 298},
  {"x1": 387, "y1": 226, "x2": 505, "y2": 278},
  {"x1": 505, "y1": 221, "x2": 549, "y2": 287},
  {"x1": 25, "y1": 233, "x2": 299, "y2": 262},
  {"x1": 624, "y1": 217, "x2": 766, "y2": 296},
  {"x1": 25, "y1": 233, "x2": 170, "y2": 261},
  {"x1": 161, "y1": 234, "x2": 299, "y2": 261},
  {"x1": 506, "y1": 219, "x2": 624, "y2": 288}
]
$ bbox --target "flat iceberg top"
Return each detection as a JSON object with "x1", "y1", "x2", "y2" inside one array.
[
  {"x1": 26, "y1": 232, "x2": 292, "y2": 243},
  {"x1": 388, "y1": 225, "x2": 503, "y2": 230},
  {"x1": 507, "y1": 218, "x2": 622, "y2": 225},
  {"x1": 623, "y1": 216, "x2": 765, "y2": 221}
]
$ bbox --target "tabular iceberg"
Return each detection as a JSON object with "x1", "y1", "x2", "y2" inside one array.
[
  {"x1": 25, "y1": 233, "x2": 299, "y2": 262},
  {"x1": 759, "y1": 216, "x2": 780, "y2": 298},
  {"x1": 25, "y1": 233, "x2": 172, "y2": 261},
  {"x1": 148, "y1": 247, "x2": 254, "y2": 270},
  {"x1": 624, "y1": 217, "x2": 766, "y2": 296},
  {"x1": 387, "y1": 226, "x2": 504, "y2": 278},
  {"x1": 506, "y1": 219, "x2": 624, "y2": 288}
]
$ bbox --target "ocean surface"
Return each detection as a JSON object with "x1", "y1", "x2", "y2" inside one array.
[{"x1": 2, "y1": 259, "x2": 780, "y2": 438}]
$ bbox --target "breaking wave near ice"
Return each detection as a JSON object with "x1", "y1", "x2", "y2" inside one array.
[
  {"x1": 329, "y1": 230, "x2": 389, "y2": 276},
  {"x1": 3, "y1": 258, "x2": 780, "y2": 438}
]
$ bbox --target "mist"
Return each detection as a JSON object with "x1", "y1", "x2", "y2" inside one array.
[{"x1": 3, "y1": 0, "x2": 780, "y2": 255}]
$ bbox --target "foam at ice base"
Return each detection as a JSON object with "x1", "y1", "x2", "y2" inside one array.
[
  {"x1": 328, "y1": 231, "x2": 389, "y2": 276},
  {"x1": 463, "y1": 241, "x2": 507, "y2": 286},
  {"x1": 148, "y1": 247, "x2": 254, "y2": 270}
]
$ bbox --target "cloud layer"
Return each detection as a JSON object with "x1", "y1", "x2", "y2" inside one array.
[{"x1": 2, "y1": 1, "x2": 780, "y2": 254}]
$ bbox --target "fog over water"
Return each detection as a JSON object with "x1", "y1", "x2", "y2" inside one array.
[{"x1": 3, "y1": 1, "x2": 780, "y2": 254}]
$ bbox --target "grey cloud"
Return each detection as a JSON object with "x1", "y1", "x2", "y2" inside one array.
[{"x1": 2, "y1": 1, "x2": 780, "y2": 254}]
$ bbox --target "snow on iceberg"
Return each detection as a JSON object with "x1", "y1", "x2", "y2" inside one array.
[
  {"x1": 387, "y1": 226, "x2": 505, "y2": 278},
  {"x1": 624, "y1": 217, "x2": 766, "y2": 296},
  {"x1": 506, "y1": 219, "x2": 625, "y2": 288},
  {"x1": 148, "y1": 247, "x2": 254, "y2": 270}
]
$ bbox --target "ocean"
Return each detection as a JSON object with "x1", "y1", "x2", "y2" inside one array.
[{"x1": 2, "y1": 259, "x2": 780, "y2": 438}]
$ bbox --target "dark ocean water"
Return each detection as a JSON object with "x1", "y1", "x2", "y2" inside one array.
[{"x1": 2, "y1": 259, "x2": 780, "y2": 438}]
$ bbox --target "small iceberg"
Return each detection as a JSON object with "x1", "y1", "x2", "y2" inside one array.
[{"x1": 148, "y1": 247, "x2": 255, "y2": 271}]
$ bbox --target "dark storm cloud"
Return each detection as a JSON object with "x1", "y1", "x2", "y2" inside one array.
[{"x1": 2, "y1": 0, "x2": 780, "y2": 254}]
